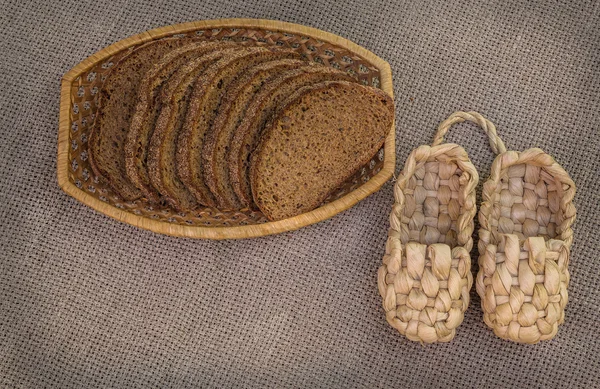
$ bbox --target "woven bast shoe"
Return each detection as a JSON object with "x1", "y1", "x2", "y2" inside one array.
[
  {"x1": 477, "y1": 148, "x2": 576, "y2": 344},
  {"x1": 378, "y1": 112, "x2": 505, "y2": 343}
]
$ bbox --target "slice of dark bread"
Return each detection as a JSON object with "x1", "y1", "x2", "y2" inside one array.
[
  {"x1": 202, "y1": 58, "x2": 307, "y2": 209},
  {"x1": 124, "y1": 40, "x2": 239, "y2": 203},
  {"x1": 250, "y1": 81, "x2": 394, "y2": 221},
  {"x1": 146, "y1": 47, "x2": 240, "y2": 210},
  {"x1": 176, "y1": 47, "x2": 299, "y2": 207},
  {"x1": 88, "y1": 37, "x2": 195, "y2": 201},
  {"x1": 228, "y1": 65, "x2": 356, "y2": 208}
]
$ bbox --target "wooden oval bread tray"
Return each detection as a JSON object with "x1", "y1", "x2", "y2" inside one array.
[{"x1": 57, "y1": 18, "x2": 395, "y2": 239}]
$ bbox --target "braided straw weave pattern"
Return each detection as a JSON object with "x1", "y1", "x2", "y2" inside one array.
[
  {"x1": 378, "y1": 112, "x2": 507, "y2": 343},
  {"x1": 477, "y1": 148, "x2": 576, "y2": 344}
]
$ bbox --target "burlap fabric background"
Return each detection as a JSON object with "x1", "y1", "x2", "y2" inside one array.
[{"x1": 1, "y1": 0, "x2": 599, "y2": 387}]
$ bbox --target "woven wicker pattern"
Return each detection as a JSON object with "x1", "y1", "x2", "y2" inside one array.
[
  {"x1": 378, "y1": 241, "x2": 472, "y2": 343},
  {"x1": 378, "y1": 112, "x2": 506, "y2": 343},
  {"x1": 65, "y1": 25, "x2": 385, "y2": 230},
  {"x1": 394, "y1": 152, "x2": 477, "y2": 247},
  {"x1": 477, "y1": 148, "x2": 576, "y2": 344},
  {"x1": 478, "y1": 234, "x2": 570, "y2": 343},
  {"x1": 379, "y1": 111, "x2": 513, "y2": 343}
]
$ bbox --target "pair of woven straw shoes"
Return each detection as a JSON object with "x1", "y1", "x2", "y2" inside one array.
[{"x1": 378, "y1": 111, "x2": 576, "y2": 344}]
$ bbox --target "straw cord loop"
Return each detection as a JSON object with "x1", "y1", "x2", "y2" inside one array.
[
  {"x1": 383, "y1": 110, "x2": 576, "y2": 344},
  {"x1": 432, "y1": 111, "x2": 507, "y2": 154},
  {"x1": 380, "y1": 111, "x2": 508, "y2": 343}
]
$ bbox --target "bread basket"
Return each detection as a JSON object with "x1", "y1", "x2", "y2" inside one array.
[{"x1": 58, "y1": 18, "x2": 395, "y2": 239}]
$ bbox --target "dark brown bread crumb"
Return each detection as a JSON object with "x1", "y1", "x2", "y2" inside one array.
[
  {"x1": 89, "y1": 37, "x2": 195, "y2": 201},
  {"x1": 228, "y1": 65, "x2": 356, "y2": 208},
  {"x1": 124, "y1": 41, "x2": 239, "y2": 203},
  {"x1": 146, "y1": 48, "x2": 240, "y2": 210},
  {"x1": 176, "y1": 47, "x2": 298, "y2": 207},
  {"x1": 202, "y1": 58, "x2": 306, "y2": 209},
  {"x1": 250, "y1": 81, "x2": 394, "y2": 221}
]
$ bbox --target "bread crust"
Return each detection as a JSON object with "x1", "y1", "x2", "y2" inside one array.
[
  {"x1": 124, "y1": 41, "x2": 238, "y2": 203},
  {"x1": 146, "y1": 48, "x2": 240, "y2": 210},
  {"x1": 176, "y1": 47, "x2": 298, "y2": 207},
  {"x1": 250, "y1": 81, "x2": 394, "y2": 221},
  {"x1": 228, "y1": 66, "x2": 356, "y2": 208},
  {"x1": 202, "y1": 58, "x2": 306, "y2": 209},
  {"x1": 89, "y1": 37, "x2": 196, "y2": 201}
]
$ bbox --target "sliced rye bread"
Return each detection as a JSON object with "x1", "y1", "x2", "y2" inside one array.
[
  {"x1": 146, "y1": 47, "x2": 241, "y2": 210},
  {"x1": 250, "y1": 81, "x2": 395, "y2": 221},
  {"x1": 202, "y1": 58, "x2": 307, "y2": 209},
  {"x1": 176, "y1": 47, "x2": 299, "y2": 207},
  {"x1": 228, "y1": 65, "x2": 357, "y2": 208},
  {"x1": 88, "y1": 37, "x2": 195, "y2": 201},
  {"x1": 124, "y1": 40, "x2": 240, "y2": 203},
  {"x1": 256, "y1": 81, "x2": 329, "y2": 149}
]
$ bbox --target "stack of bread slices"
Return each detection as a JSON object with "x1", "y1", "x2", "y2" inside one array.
[{"x1": 88, "y1": 37, "x2": 394, "y2": 221}]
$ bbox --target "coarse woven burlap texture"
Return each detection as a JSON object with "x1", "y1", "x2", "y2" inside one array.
[{"x1": 1, "y1": 0, "x2": 599, "y2": 387}]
